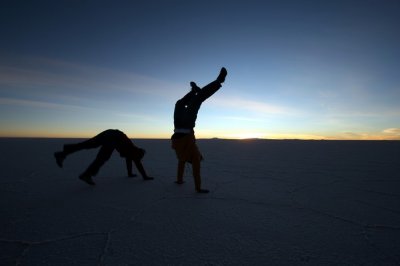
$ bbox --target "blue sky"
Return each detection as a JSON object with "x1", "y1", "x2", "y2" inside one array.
[{"x1": 1, "y1": 0, "x2": 399, "y2": 139}]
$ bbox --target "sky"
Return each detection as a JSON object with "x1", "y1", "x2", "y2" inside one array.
[{"x1": 1, "y1": 0, "x2": 400, "y2": 139}]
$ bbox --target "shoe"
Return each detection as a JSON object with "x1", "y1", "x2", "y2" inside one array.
[
  {"x1": 175, "y1": 180, "x2": 184, "y2": 184},
  {"x1": 143, "y1": 176, "x2": 154, "y2": 180},
  {"x1": 190, "y1": 81, "x2": 200, "y2": 89},
  {"x1": 216, "y1": 67, "x2": 227, "y2": 83},
  {"x1": 190, "y1": 81, "x2": 201, "y2": 93},
  {"x1": 54, "y1": 152, "x2": 65, "y2": 168},
  {"x1": 79, "y1": 174, "x2": 95, "y2": 186},
  {"x1": 196, "y1": 189, "x2": 209, "y2": 193}
]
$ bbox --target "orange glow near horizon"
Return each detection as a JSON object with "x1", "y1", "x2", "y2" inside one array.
[{"x1": 2, "y1": 130, "x2": 399, "y2": 140}]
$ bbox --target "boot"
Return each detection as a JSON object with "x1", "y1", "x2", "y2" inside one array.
[
  {"x1": 54, "y1": 152, "x2": 65, "y2": 168},
  {"x1": 79, "y1": 174, "x2": 95, "y2": 186},
  {"x1": 216, "y1": 67, "x2": 227, "y2": 83}
]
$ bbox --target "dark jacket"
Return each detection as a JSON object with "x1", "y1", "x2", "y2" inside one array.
[{"x1": 100, "y1": 129, "x2": 141, "y2": 159}]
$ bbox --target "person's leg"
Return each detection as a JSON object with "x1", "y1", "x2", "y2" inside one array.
[
  {"x1": 194, "y1": 67, "x2": 227, "y2": 91},
  {"x1": 79, "y1": 145, "x2": 113, "y2": 185},
  {"x1": 176, "y1": 160, "x2": 185, "y2": 184},
  {"x1": 201, "y1": 80, "x2": 221, "y2": 91},
  {"x1": 54, "y1": 133, "x2": 105, "y2": 168},
  {"x1": 64, "y1": 133, "x2": 104, "y2": 155},
  {"x1": 195, "y1": 67, "x2": 227, "y2": 102}
]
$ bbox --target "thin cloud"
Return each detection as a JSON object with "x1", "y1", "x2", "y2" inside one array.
[
  {"x1": 383, "y1": 128, "x2": 400, "y2": 136},
  {"x1": 0, "y1": 97, "x2": 161, "y2": 123},
  {"x1": 0, "y1": 55, "x2": 179, "y2": 98},
  {"x1": 339, "y1": 131, "x2": 400, "y2": 140},
  {"x1": 0, "y1": 97, "x2": 93, "y2": 111},
  {"x1": 216, "y1": 116, "x2": 263, "y2": 122},
  {"x1": 211, "y1": 97, "x2": 297, "y2": 115},
  {"x1": 112, "y1": 111, "x2": 164, "y2": 123}
]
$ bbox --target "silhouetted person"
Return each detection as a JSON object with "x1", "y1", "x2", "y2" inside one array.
[
  {"x1": 54, "y1": 129, "x2": 154, "y2": 185},
  {"x1": 171, "y1": 67, "x2": 227, "y2": 193}
]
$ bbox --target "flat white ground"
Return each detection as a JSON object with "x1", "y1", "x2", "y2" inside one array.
[{"x1": 1, "y1": 138, "x2": 399, "y2": 265}]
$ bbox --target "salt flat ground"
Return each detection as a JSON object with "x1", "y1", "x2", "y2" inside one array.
[{"x1": 0, "y1": 138, "x2": 399, "y2": 266}]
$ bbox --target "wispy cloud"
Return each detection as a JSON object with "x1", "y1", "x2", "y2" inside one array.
[
  {"x1": 337, "y1": 130, "x2": 400, "y2": 140},
  {"x1": 0, "y1": 55, "x2": 180, "y2": 99},
  {"x1": 215, "y1": 116, "x2": 263, "y2": 122},
  {"x1": 383, "y1": 128, "x2": 400, "y2": 136},
  {"x1": 0, "y1": 96, "x2": 161, "y2": 123},
  {"x1": 111, "y1": 111, "x2": 164, "y2": 123},
  {"x1": 0, "y1": 97, "x2": 92, "y2": 111},
  {"x1": 211, "y1": 97, "x2": 298, "y2": 116}
]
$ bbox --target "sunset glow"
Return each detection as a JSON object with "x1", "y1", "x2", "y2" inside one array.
[{"x1": 1, "y1": 1, "x2": 399, "y2": 140}]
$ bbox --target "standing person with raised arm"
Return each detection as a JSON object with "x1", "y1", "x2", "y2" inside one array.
[{"x1": 171, "y1": 67, "x2": 227, "y2": 193}]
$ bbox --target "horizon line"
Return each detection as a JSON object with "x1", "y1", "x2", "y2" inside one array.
[{"x1": 0, "y1": 136, "x2": 398, "y2": 141}]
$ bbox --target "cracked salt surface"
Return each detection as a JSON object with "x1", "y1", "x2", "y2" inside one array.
[{"x1": 0, "y1": 138, "x2": 399, "y2": 265}]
